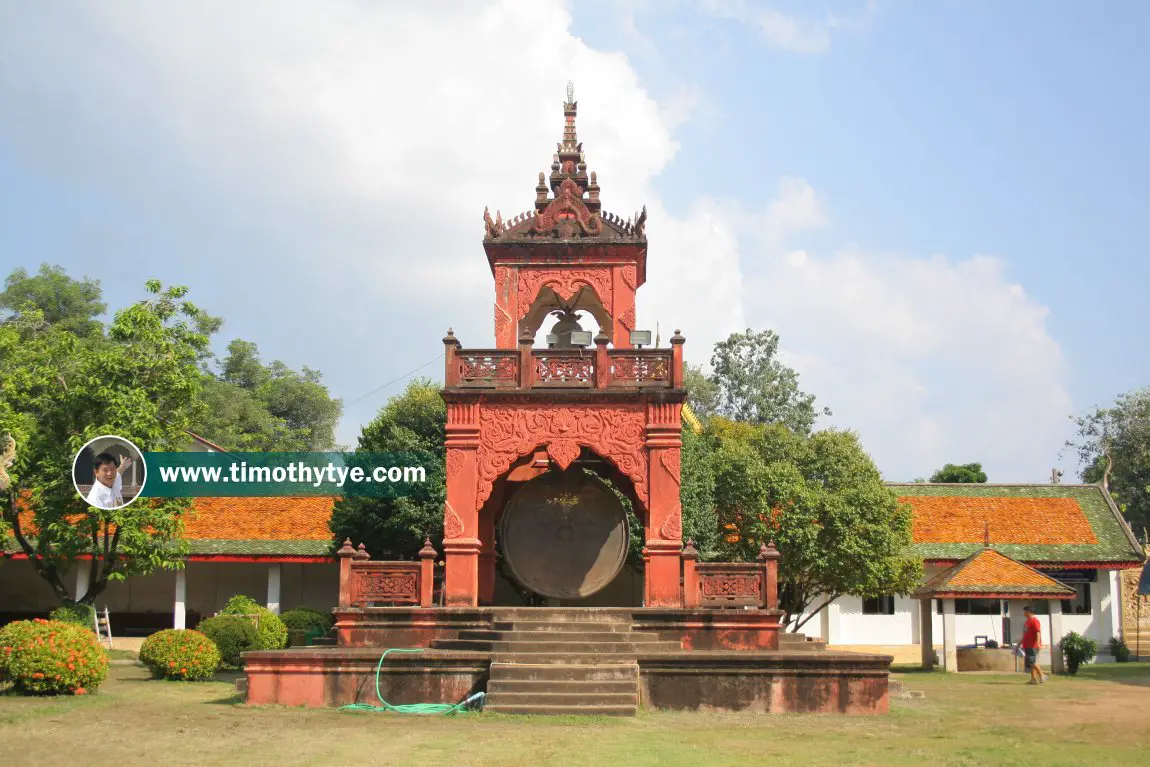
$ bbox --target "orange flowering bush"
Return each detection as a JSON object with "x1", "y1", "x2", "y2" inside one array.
[
  {"x1": 139, "y1": 629, "x2": 220, "y2": 681},
  {"x1": 0, "y1": 619, "x2": 109, "y2": 695}
]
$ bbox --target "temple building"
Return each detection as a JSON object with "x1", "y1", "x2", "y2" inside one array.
[
  {"x1": 3, "y1": 480, "x2": 1142, "y2": 663},
  {"x1": 801, "y1": 483, "x2": 1143, "y2": 665}
]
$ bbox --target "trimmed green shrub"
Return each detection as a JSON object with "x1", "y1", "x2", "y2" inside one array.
[
  {"x1": 280, "y1": 607, "x2": 334, "y2": 635},
  {"x1": 48, "y1": 602, "x2": 96, "y2": 632},
  {"x1": 0, "y1": 619, "x2": 109, "y2": 695},
  {"x1": 1109, "y1": 636, "x2": 1132, "y2": 663},
  {"x1": 219, "y1": 595, "x2": 287, "y2": 651},
  {"x1": 139, "y1": 629, "x2": 220, "y2": 681},
  {"x1": 1060, "y1": 631, "x2": 1097, "y2": 675},
  {"x1": 196, "y1": 615, "x2": 259, "y2": 668}
]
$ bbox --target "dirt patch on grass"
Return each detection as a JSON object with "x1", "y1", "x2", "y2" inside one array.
[{"x1": 1029, "y1": 679, "x2": 1149, "y2": 729}]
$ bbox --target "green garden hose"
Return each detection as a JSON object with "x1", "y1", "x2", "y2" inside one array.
[{"x1": 338, "y1": 648, "x2": 486, "y2": 715}]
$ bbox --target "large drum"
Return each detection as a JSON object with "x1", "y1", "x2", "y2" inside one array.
[{"x1": 499, "y1": 470, "x2": 630, "y2": 600}]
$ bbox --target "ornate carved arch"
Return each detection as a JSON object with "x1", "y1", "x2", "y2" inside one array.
[
  {"x1": 475, "y1": 403, "x2": 648, "y2": 512},
  {"x1": 517, "y1": 268, "x2": 613, "y2": 325}
]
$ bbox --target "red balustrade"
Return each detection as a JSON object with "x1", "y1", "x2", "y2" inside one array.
[
  {"x1": 337, "y1": 538, "x2": 438, "y2": 608},
  {"x1": 456, "y1": 351, "x2": 520, "y2": 388},
  {"x1": 533, "y1": 350, "x2": 595, "y2": 386},
  {"x1": 681, "y1": 541, "x2": 780, "y2": 610},
  {"x1": 443, "y1": 330, "x2": 681, "y2": 391},
  {"x1": 608, "y1": 349, "x2": 672, "y2": 386}
]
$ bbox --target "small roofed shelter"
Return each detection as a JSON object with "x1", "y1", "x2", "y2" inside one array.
[{"x1": 913, "y1": 547, "x2": 1075, "y2": 672}]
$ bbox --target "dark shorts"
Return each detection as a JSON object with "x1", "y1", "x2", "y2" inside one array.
[{"x1": 1023, "y1": 648, "x2": 1039, "y2": 669}]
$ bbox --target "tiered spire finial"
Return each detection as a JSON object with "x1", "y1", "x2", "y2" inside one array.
[
  {"x1": 561, "y1": 81, "x2": 579, "y2": 154},
  {"x1": 543, "y1": 80, "x2": 598, "y2": 211},
  {"x1": 482, "y1": 83, "x2": 646, "y2": 241}
]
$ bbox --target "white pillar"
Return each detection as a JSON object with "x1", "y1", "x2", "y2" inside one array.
[
  {"x1": 821, "y1": 599, "x2": 842, "y2": 645},
  {"x1": 174, "y1": 568, "x2": 187, "y2": 630},
  {"x1": 920, "y1": 599, "x2": 935, "y2": 669},
  {"x1": 267, "y1": 563, "x2": 282, "y2": 615},
  {"x1": 942, "y1": 598, "x2": 958, "y2": 672},
  {"x1": 1048, "y1": 599, "x2": 1065, "y2": 673},
  {"x1": 74, "y1": 565, "x2": 90, "y2": 603},
  {"x1": 1100, "y1": 571, "x2": 1119, "y2": 656}
]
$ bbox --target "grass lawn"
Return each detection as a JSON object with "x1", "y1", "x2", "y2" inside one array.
[{"x1": 2, "y1": 662, "x2": 1148, "y2": 767}]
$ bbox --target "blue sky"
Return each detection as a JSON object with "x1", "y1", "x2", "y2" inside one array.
[
  {"x1": 578, "y1": 0, "x2": 1150, "y2": 392},
  {"x1": 1, "y1": 1, "x2": 1146, "y2": 482}
]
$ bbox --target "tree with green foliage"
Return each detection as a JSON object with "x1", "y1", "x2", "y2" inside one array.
[
  {"x1": 328, "y1": 379, "x2": 446, "y2": 559},
  {"x1": 689, "y1": 418, "x2": 921, "y2": 631},
  {"x1": 1067, "y1": 387, "x2": 1150, "y2": 538},
  {"x1": 194, "y1": 339, "x2": 343, "y2": 451},
  {"x1": 682, "y1": 362, "x2": 720, "y2": 420},
  {"x1": 1, "y1": 262, "x2": 341, "y2": 454},
  {"x1": 0, "y1": 280, "x2": 209, "y2": 604},
  {"x1": 0, "y1": 263, "x2": 107, "y2": 338},
  {"x1": 683, "y1": 329, "x2": 829, "y2": 435},
  {"x1": 929, "y1": 462, "x2": 988, "y2": 483},
  {"x1": 679, "y1": 425, "x2": 720, "y2": 559}
]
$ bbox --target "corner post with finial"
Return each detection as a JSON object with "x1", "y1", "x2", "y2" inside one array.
[
  {"x1": 518, "y1": 329, "x2": 535, "y2": 388},
  {"x1": 418, "y1": 537, "x2": 438, "y2": 607},
  {"x1": 594, "y1": 331, "x2": 611, "y2": 388},
  {"x1": 670, "y1": 329, "x2": 685, "y2": 389},
  {"x1": 758, "y1": 541, "x2": 781, "y2": 611},
  {"x1": 443, "y1": 329, "x2": 460, "y2": 387},
  {"x1": 337, "y1": 539, "x2": 356, "y2": 608}
]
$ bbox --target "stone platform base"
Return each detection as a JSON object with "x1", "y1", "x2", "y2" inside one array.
[
  {"x1": 244, "y1": 607, "x2": 889, "y2": 715},
  {"x1": 243, "y1": 646, "x2": 890, "y2": 714}
]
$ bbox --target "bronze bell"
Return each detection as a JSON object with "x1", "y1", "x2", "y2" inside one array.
[{"x1": 549, "y1": 310, "x2": 584, "y2": 348}]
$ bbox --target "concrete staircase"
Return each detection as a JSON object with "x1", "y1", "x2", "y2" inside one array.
[{"x1": 430, "y1": 610, "x2": 679, "y2": 715}]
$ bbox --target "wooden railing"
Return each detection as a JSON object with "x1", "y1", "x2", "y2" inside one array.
[
  {"x1": 337, "y1": 538, "x2": 437, "y2": 608},
  {"x1": 682, "y1": 541, "x2": 780, "y2": 610},
  {"x1": 443, "y1": 330, "x2": 684, "y2": 391}
]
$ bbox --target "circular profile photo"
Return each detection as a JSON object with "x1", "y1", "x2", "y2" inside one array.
[{"x1": 72, "y1": 435, "x2": 146, "y2": 510}]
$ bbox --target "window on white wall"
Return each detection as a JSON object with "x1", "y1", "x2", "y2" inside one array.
[
  {"x1": 1038, "y1": 569, "x2": 1096, "y2": 615},
  {"x1": 1060, "y1": 583, "x2": 1092, "y2": 615},
  {"x1": 862, "y1": 595, "x2": 896, "y2": 615},
  {"x1": 937, "y1": 599, "x2": 1003, "y2": 615}
]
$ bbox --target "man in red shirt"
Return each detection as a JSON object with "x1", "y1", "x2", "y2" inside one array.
[{"x1": 1021, "y1": 605, "x2": 1046, "y2": 684}]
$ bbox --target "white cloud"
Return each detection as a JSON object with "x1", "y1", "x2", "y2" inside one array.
[
  {"x1": 0, "y1": 1, "x2": 746, "y2": 443},
  {"x1": 0, "y1": 2, "x2": 1073, "y2": 481},
  {"x1": 740, "y1": 178, "x2": 1074, "y2": 481}
]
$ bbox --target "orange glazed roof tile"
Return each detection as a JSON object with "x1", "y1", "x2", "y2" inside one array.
[
  {"x1": 180, "y1": 496, "x2": 335, "y2": 556},
  {"x1": 5, "y1": 495, "x2": 336, "y2": 558},
  {"x1": 914, "y1": 548, "x2": 1076, "y2": 599},
  {"x1": 909, "y1": 496, "x2": 1097, "y2": 546},
  {"x1": 891, "y1": 483, "x2": 1143, "y2": 567},
  {"x1": 182, "y1": 497, "x2": 333, "y2": 542}
]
